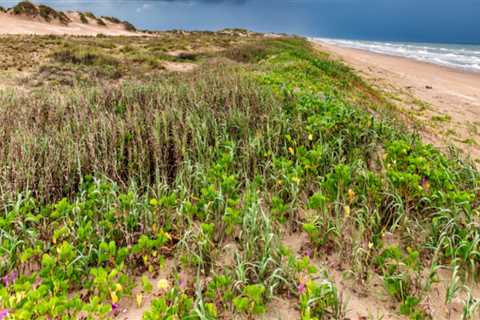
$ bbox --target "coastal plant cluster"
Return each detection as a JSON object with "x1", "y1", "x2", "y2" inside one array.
[
  {"x1": 0, "y1": 32, "x2": 254, "y2": 86},
  {"x1": 10, "y1": 1, "x2": 70, "y2": 25},
  {"x1": 1, "y1": 34, "x2": 480, "y2": 320}
]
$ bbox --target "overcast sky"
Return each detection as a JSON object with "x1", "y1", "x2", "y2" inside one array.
[{"x1": 1, "y1": 0, "x2": 479, "y2": 43}]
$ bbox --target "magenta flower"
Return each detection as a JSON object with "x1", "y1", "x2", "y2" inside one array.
[
  {"x1": 0, "y1": 309, "x2": 9, "y2": 320},
  {"x1": 178, "y1": 276, "x2": 187, "y2": 290},
  {"x1": 111, "y1": 303, "x2": 119, "y2": 311},
  {"x1": 2, "y1": 272, "x2": 17, "y2": 287},
  {"x1": 297, "y1": 282, "x2": 306, "y2": 295},
  {"x1": 305, "y1": 248, "x2": 312, "y2": 258}
]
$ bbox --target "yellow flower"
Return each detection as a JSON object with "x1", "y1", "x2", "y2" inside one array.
[
  {"x1": 343, "y1": 205, "x2": 350, "y2": 218},
  {"x1": 136, "y1": 293, "x2": 143, "y2": 308},
  {"x1": 308, "y1": 134, "x2": 313, "y2": 141},
  {"x1": 115, "y1": 283, "x2": 123, "y2": 292},
  {"x1": 111, "y1": 291, "x2": 119, "y2": 304},
  {"x1": 347, "y1": 189, "x2": 356, "y2": 203},
  {"x1": 157, "y1": 278, "x2": 170, "y2": 290},
  {"x1": 288, "y1": 147, "x2": 294, "y2": 155},
  {"x1": 368, "y1": 242, "x2": 374, "y2": 249}
]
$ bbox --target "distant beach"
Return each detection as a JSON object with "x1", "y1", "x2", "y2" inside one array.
[
  {"x1": 312, "y1": 38, "x2": 480, "y2": 159},
  {"x1": 315, "y1": 38, "x2": 480, "y2": 73}
]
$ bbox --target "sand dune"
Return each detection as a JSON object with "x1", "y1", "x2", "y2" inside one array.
[{"x1": 0, "y1": 11, "x2": 139, "y2": 36}]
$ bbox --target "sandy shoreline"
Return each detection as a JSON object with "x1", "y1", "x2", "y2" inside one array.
[{"x1": 312, "y1": 39, "x2": 480, "y2": 161}]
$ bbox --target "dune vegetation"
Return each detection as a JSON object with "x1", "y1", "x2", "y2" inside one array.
[
  {"x1": 1, "y1": 1, "x2": 134, "y2": 32},
  {"x1": 0, "y1": 32, "x2": 479, "y2": 320}
]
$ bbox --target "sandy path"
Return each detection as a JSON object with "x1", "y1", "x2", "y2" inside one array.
[
  {"x1": 0, "y1": 12, "x2": 138, "y2": 36},
  {"x1": 312, "y1": 40, "x2": 480, "y2": 161}
]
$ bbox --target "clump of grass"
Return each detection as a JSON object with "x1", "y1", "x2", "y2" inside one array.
[
  {"x1": 51, "y1": 48, "x2": 119, "y2": 66},
  {"x1": 38, "y1": 4, "x2": 70, "y2": 24},
  {"x1": 431, "y1": 114, "x2": 452, "y2": 122},
  {"x1": 122, "y1": 21, "x2": 136, "y2": 32},
  {"x1": 11, "y1": 2, "x2": 70, "y2": 24},
  {"x1": 96, "y1": 17, "x2": 106, "y2": 26},
  {"x1": 102, "y1": 16, "x2": 121, "y2": 24},
  {"x1": 84, "y1": 11, "x2": 96, "y2": 19},
  {"x1": 12, "y1": 1, "x2": 38, "y2": 16},
  {"x1": 79, "y1": 12, "x2": 88, "y2": 24},
  {"x1": 222, "y1": 41, "x2": 277, "y2": 63}
]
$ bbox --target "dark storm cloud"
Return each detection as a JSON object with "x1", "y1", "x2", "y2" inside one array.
[
  {"x1": 7, "y1": 0, "x2": 478, "y2": 43},
  {"x1": 158, "y1": 0, "x2": 248, "y2": 2}
]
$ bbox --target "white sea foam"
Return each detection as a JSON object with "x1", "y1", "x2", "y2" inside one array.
[{"x1": 312, "y1": 38, "x2": 480, "y2": 72}]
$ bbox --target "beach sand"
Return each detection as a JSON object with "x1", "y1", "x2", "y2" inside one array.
[
  {"x1": 312, "y1": 40, "x2": 480, "y2": 161},
  {"x1": 0, "y1": 11, "x2": 138, "y2": 36}
]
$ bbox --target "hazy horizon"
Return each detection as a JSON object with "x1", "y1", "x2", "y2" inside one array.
[{"x1": 1, "y1": 0, "x2": 479, "y2": 44}]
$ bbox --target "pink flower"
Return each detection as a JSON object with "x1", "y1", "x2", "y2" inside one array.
[
  {"x1": 0, "y1": 309, "x2": 9, "y2": 320},
  {"x1": 178, "y1": 276, "x2": 187, "y2": 290},
  {"x1": 111, "y1": 303, "x2": 119, "y2": 311},
  {"x1": 2, "y1": 272, "x2": 17, "y2": 287},
  {"x1": 305, "y1": 248, "x2": 312, "y2": 258},
  {"x1": 297, "y1": 282, "x2": 306, "y2": 295}
]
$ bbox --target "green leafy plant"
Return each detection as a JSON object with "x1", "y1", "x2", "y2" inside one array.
[{"x1": 233, "y1": 284, "x2": 267, "y2": 315}]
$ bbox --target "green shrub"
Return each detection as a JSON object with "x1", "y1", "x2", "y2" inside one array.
[
  {"x1": 84, "y1": 11, "x2": 96, "y2": 19},
  {"x1": 12, "y1": 1, "x2": 38, "y2": 16},
  {"x1": 52, "y1": 49, "x2": 119, "y2": 66},
  {"x1": 79, "y1": 12, "x2": 88, "y2": 24},
  {"x1": 38, "y1": 5, "x2": 70, "y2": 24},
  {"x1": 102, "y1": 16, "x2": 121, "y2": 24},
  {"x1": 122, "y1": 21, "x2": 136, "y2": 32},
  {"x1": 96, "y1": 18, "x2": 106, "y2": 26}
]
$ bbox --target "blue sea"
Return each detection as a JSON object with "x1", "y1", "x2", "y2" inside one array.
[
  {"x1": 1, "y1": 0, "x2": 479, "y2": 72},
  {"x1": 315, "y1": 38, "x2": 480, "y2": 72}
]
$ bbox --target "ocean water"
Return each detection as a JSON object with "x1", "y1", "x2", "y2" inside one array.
[{"x1": 316, "y1": 38, "x2": 480, "y2": 73}]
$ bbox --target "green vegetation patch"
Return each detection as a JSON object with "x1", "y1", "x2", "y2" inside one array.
[
  {"x1": 96, "y1": 17, "x2": 107, "y2": 26},
  {"x1": 12, "y1": 1, "x2": 38, "y2": 16},
  {"x1": 52, "y1": 48, "x2": 120, "y2": 66},
  {"x1": 1, "y1": 35, "x2": 479, "y2": 319},
  {"x1": 102, "y1": 16, "x2": 121, "y2": 24},
  {"x1": 79, "y1": 12, "x2": 89, "y2": 24},
  {"x1": 11, "y1": 2, "x2": 70, "y2": 24},
  {"x1": 38, "y1": 4, "x2": 70, "y2": 24},
  {"x1": 84, "y1": 11, "x2": 96, "y2": 19},
  {"x1": 122, "y1": 21, "x2": 136, "y2": 32}
]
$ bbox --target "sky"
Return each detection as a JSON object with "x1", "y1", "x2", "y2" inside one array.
[{"x1": 1, "y1": 0, "x2": 479, "y2": 43}]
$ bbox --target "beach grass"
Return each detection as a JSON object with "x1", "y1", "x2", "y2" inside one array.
[{"x1": 0, "y1": 33, "x2": 479, "y2": 319}]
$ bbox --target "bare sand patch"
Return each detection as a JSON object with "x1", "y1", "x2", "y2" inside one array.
[
  {"x1": 0, "y1": 11, "x2": 139, "y2": 36},
  {"x1": 162, "y1": 61, "x2": 197, "y2": 72}
]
